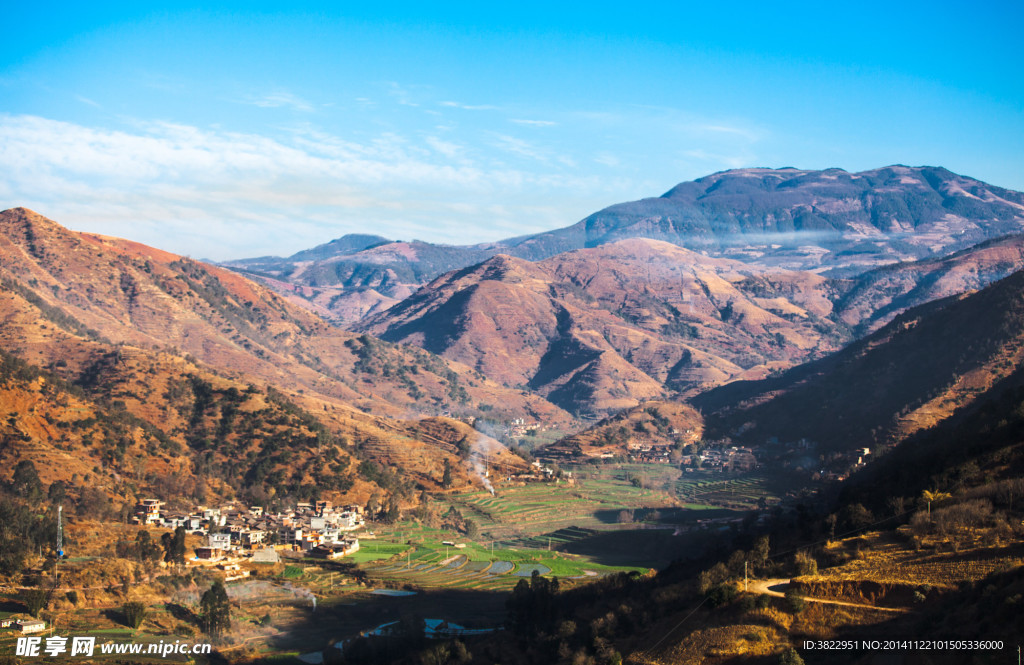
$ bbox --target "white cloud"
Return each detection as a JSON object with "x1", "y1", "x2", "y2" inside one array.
[
  {"x1": 697, "y1": 124, "x2": 762, "y2": 142},
  {"x1": 425, "y1": 136, "x2": 464, "y2": 159},
  {"x1": 74, "y1": 95, "x2": 101, "y2": 109},
  {"x1": 384, "y1": 82, "x2": 426, "y2": 107},
  {"x1": 0, "y1": 114, "x2": 626, "y2": 259},
  {"x1": 439, "y1": 100, "x2": 499, "y2": 111},
  {"x1": 240, "y1": 91, "x2": 315, "y2": 112},
  {"x1": 491, "y1": 134, "x2": 550, "y2": 162},
  {"x1": 509, "y1": 118, "x2": 557, "y2": 127}
]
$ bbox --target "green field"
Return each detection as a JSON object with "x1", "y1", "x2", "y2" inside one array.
[
  {"x1": 340, "y1": 464, "x2": 779, "y2": 590},
  {"x1": 355, "y1": 535, "x2": 649, "y2": 592}
]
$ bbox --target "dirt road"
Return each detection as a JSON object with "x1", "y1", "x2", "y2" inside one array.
[{"x1": 746, "y1": 578, "x2": 909, "y2": 613}]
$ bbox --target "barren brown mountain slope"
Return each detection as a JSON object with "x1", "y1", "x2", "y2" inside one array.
[
  {"x1": 0, "y1": 272, "x2": 510, "y2": 510},
  {"x1": 833, "y1": 233, "x2": 1024, "y2": 334},
  {"x1": 357, "y1": 239, "x2": 846, "y2": 417},
  {"x1": 694, "y1": 267, "x2": 1024, "y2": 452},
  {"x1": 0, "y1": 207, "x2": 571, "y2": 428}
]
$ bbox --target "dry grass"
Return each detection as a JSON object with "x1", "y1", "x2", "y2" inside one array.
[
  {"x1": 630, "y1": 623, "x2": 788, "y2": 665},
  {"x1": 820, "y1": 529, "x2": 1024, "y2": 588}
]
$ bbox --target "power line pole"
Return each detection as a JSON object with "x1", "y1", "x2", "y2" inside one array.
[
  {"x1": 744, "y1": 561, "x2": 748, "y2": 593},
  {"x1": 55, "y1": 505, "x2": 63, "y2": 587}
]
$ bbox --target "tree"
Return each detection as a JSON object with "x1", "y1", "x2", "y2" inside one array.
[
  {"x1": 506, "y1": 570, "x2": 560, "y2": 636},
  {"x1": 441, "y1": 459, "x2": 453, "y2": 489},
  {"x1": 464, "y1": 519, "x2": 478, "y2": 539},
  {"x1": 122, "y1": 601, "x2": 147, "y2": 629},
  {"x1": 135, "y1": 530, "x2": 163, "y2": 563},
  {"x1": 752, "y1": 535, "x2": 771, "y2": 569},
  {"x1": 921, "y1": 489, "x2": 952, "y2": 516},
  {"x1": 382, "y1": 497, "x2": 401, "y2": 525},
  {"x1": 200, "y1": 580, "x2": 231, "y2": 640},
  {"x1": 47, "y1": 481, "x2": 68, "y2": 506},
  {"x1": 10, "y1": 460, "x2": 43, "y2": 500},
  {"x1": 161, "y1": 526, "x2": 187, "y2": 566},
  {"x1": 21, "y1": 587, "x2": 47, "y2": 618}
]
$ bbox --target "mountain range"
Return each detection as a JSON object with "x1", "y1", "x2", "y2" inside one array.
[
  {"x1": 4, "y1": 164, "x2": 1024, "y2": 503},
  {"x1": 224, "y1": 165, "x2": 1024, "y2": 325},
  {"x1": 0, "y1": 208, "x2": 563, "y2": 509}
]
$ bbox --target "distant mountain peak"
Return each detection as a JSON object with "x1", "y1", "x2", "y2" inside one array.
[{"x1": 287, "y1": 232, "x2": 392, "y2": 262}]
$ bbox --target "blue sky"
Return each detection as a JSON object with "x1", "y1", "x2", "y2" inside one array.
[{"x1": 1, "y1": 1, "x2": 1022, "y2": 259}]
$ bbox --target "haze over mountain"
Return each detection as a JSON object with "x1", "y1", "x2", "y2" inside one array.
[{"x1": 224, "y1": 165, "x2": 1024, "y2": 324}]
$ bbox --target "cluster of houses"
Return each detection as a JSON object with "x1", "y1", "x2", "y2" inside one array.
[
  {"x1": 508, "y1": 418, "x2": 545, "y2": 438},
  {"x1": 502, "y1": 460, "x2": 573, "y2": 485},
  {"x1": 1, "y1": 618, "x2": 46, "y2": 634},
  {"x1": 627, "y1": 440, "x2": 676, "y2": 464},
  {"x1": 681, "y1": 445, "x2": 759, "y2": 472},
  {"x1": 133, "y1": 499, "x2": 364, "y2": 562}
]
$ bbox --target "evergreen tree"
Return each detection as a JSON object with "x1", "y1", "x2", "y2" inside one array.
[
  {"x1": 122, "y1": 601, "x2": 147, "y2": 629},
  {"x1": 200, "y1": 580, "x2": 231, "y2": 639},
  {"x1": 441, "y1": 459, "x2": 453, "y2": 489}
]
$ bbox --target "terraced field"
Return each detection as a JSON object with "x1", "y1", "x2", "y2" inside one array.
[
  {"x1": 673, "y1": 472, "x2": 784, "y2": 508},
  {"x1": 445, "y1": 478, "x2": 677, "y2": 536},
  {"x1": 356, "y1": 535, "x2": 647, "y2": 592},
  {"x1": 342, "y1": 467, "x2": 753, "y2": 591}
]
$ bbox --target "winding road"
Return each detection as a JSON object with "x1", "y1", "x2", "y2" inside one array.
[{"x1": 745, "y1": 578, "x2": 909, "y2": 614}]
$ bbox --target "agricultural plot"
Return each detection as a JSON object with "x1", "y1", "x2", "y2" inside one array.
[
  {"x1": 343, "y1": 542, "x2": 408, "y2": 564},
  {"x1": 445, "y1": 478, "x2": 677, "y2": 537},
  {"x1": 673, "y1": 472, "x2": 784, "y2": 508},
  {"x1": 561, "y1": 463, "x2": 789, "y2": 511},
  {"x1": 355, "y1": 535, "x2": 647, "y2": 592}
]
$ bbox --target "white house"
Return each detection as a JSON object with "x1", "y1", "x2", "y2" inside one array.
[
  {"x1": 17, "y1": 620, "x2": 46, "y2": 634},
  {"x1": 208, "y1": 533, "x2": 232, "y2": 551}
]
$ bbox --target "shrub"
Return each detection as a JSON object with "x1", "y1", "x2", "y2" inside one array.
[
  {"x1": 784, "y1": 589, "x2": 805, "y2": 614},
  {"x1": 793, "y1": 551, "x2": 818, "y2": 576},
  {"x1": 705, "y1": 583, "x2": 738, "y2": 608},
  {"x1": 779, "y1": 648, "x2": 806, "y2": 665}
]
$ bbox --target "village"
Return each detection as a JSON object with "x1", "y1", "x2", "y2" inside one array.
[{"x1": 132, "y1": 497, "x2": 366, "y2": 566}]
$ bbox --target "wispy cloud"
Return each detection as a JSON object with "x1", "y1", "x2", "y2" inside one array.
[
  {"x1": 241, "y1": 91, "x2": 315, "y2": 112},
  {"x1": 509, "y1": 118, "x2": 557, "y2": 127},
  {"x1": 0, "y1": 114, "x2": 624, "y2": 258},
  {"x1": 491, "y1": 134, "x2": 550, "y2": 162},
  {"x1": 439, "y1": 100, "x2": 499, "y2": 111},
  {"x1": 74, "y1": 95, "x2": 101, "y2": 109},
  {"x1": 425, "y1": 136, "x2": 464, "y2": 159},
  {"x1": 697, "y1": 124, "x2": 761, "y2": 142},
  {"x1": 384, "y1": 82, "x2": 427, "y2": 107}
]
